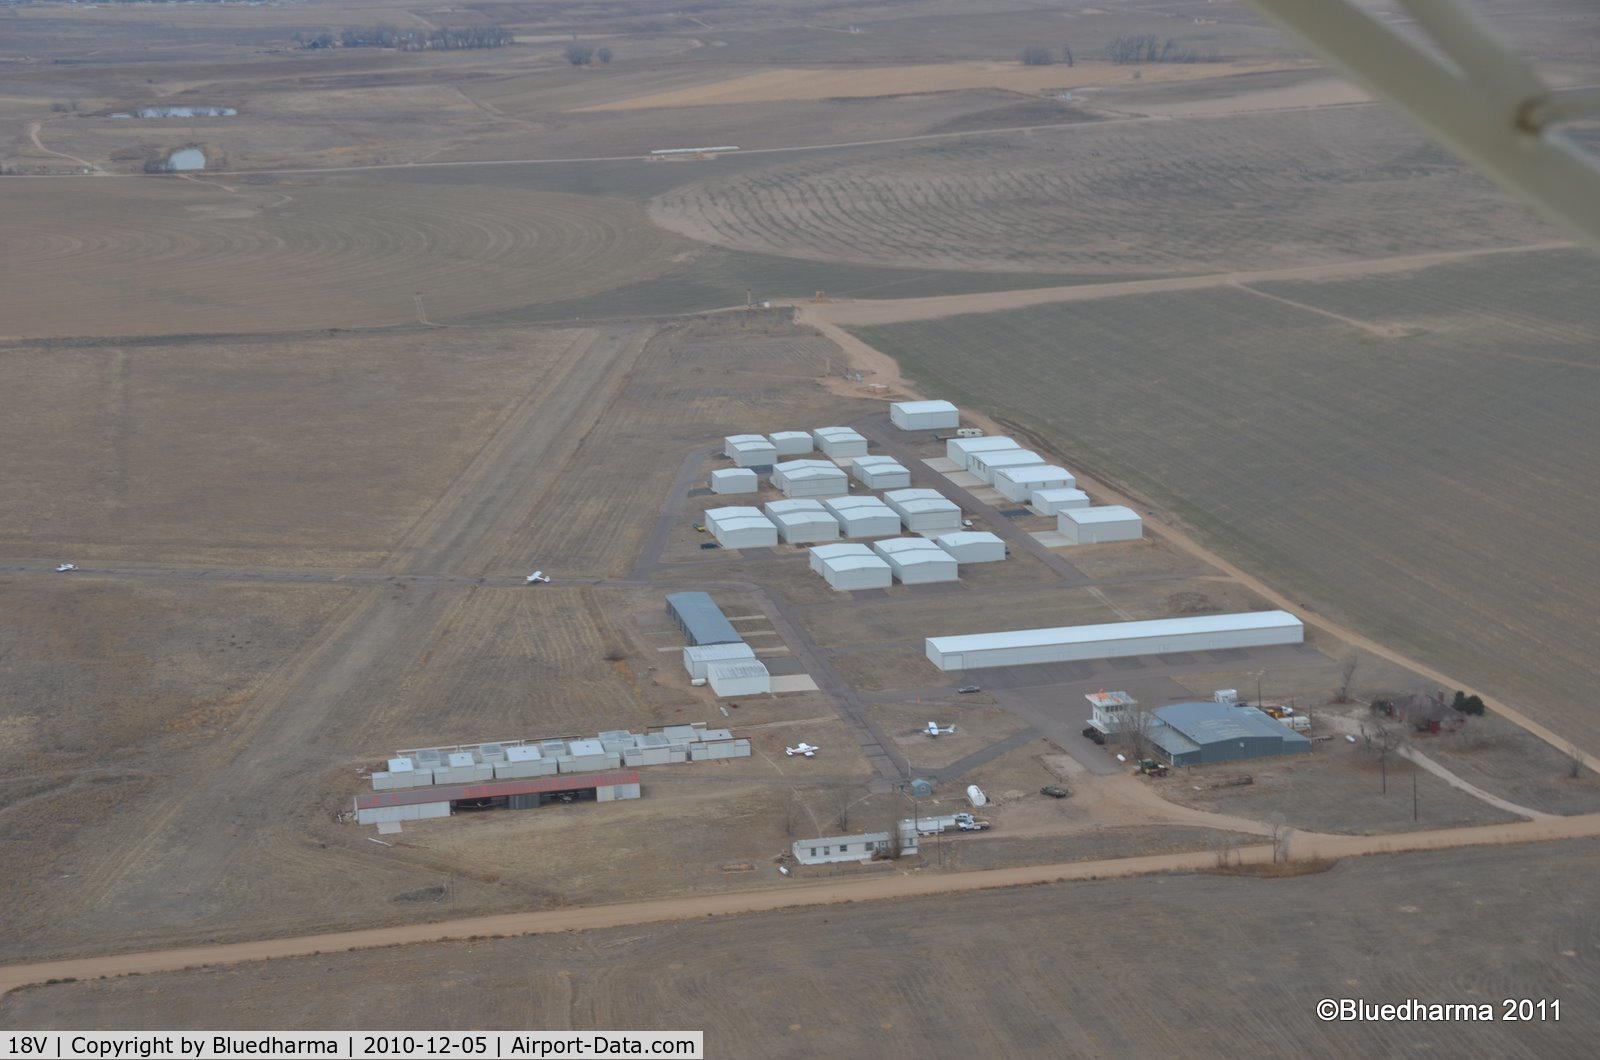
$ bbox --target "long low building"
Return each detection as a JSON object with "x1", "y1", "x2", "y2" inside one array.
[
  {"x1": 874, "y1": 536, "x2": 959, "y2": 584},
  {"x1": 851, "y1": 455, "x2": 911, "y2": 490},
  {"x1": 771, "y1": 458, "x2": 849, "y2": 499},
  {"x1": 812, "y1": 426, "x2": 869, "y2": 459},
  {"x1": 947, "y1": 435, "x2": 1017, "y2": 467},
  {"x1": 666, "y1": 591, "x2": 742, "y2": 646},
  {"x1": 356, "y1": 771, "x2": 642, "y2": 825},
  {"x1": 970, "y1": 448, "x2": 1046, "y2": 484},
  {"x1": 764, "y1": 498, "x2": 841, "y2": 544},
  {"x1": 810, "y1": 543, "x2": 893, "y2": 590},
  {"x1": 924, "y1": 611, "x2": 1305, "y2": 671}
]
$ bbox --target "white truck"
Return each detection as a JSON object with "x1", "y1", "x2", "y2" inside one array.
[{"x1": 915, "y1": 812, "x2": 991, "y2": 835}]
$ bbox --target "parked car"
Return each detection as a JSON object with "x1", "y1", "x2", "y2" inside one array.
[
  {"x1": 1081, "y1": 726, "x2": 1106, "y2": 745},
  {"x1": 956, "y1": 684, "x2": 981, "y2": 694},
  {"x1": 1039, "y1": 785, "x2": 1070, "y2": 799}
]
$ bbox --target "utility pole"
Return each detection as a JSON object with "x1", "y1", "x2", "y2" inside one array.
[{"x1": 1413, "y1": 773, "x2": 1419, "y2": 821}]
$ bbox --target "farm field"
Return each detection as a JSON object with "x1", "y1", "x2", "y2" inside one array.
[
  {"x1": 650, "y1": 105, "x2": 1562, "y2": 275},
  {"x1": 6, "y1": 840, "x2": 1595, "y2": 1058},
  {"x1": 847, "y1": 247, "x2": 1600, "y2": 755}
]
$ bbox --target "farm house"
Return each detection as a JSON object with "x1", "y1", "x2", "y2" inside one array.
[
  {"x1": 768, "y1": 430, "x2": 814, "y2": 456},
  {"x1": 812, "y1": 426, "x2": 869, "y2": 459},
  {"x1": 704, "y1": 506, "x2": 779, "y2": 549},
  {"x1": 883, "y1": 488, "x2": 963, "y2": 533},
  {"x1": 823, "y1": 495, "x2": 901, "y2": 538},
  {"x1": 851, "y1": 455, "x2": 911, "y2": 490},
  {"x1": 764, "y1": 498, "x2": 842, "y2": 545},
  {"x1": 889, "y1": 400, "x2": 959, "y2": 431},
  {"x1": 1030, "y1": 487, "x2": 1090, "y2": 514},
  {"x1": 933, "y1": 531, "x2": 1006, "y2": 563},
  {"x1": 969, "y1": 448, "x2": 1046, "y2": 485},
  {"x1": 811, "y1": 544, "x2": 893, "y2": 591},
  {"x1": 873, "y1": 537, "x2": 959, "y2": 584},
  {"x1": 993, "y1": 464, "x2": 1075, "y2": 503},
  {"x1": 709, "y1": 468, "x2": 758, "y2": 495},
  {"x1": 1057, "y1": 506, "x2": 1143, "y2": 543},
  {"x1": 946, "y1": 435, "x2": 1018, "y2": 467},
  {"x1": 724, "y1": 434, "x2": 777, "y2": 468},
  {"x1": 924, "y1": 611, "x2": 1305, "y2": 671}
]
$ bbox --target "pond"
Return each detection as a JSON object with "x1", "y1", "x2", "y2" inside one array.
[{"x1": 166, "y1": 148, "x2": 206, "y2": 171}]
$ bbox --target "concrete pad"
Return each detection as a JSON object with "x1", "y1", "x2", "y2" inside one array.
[
  {"x1": 769, "y1": 674, "x2": 821, "y2": 694},
  {"x1": 1029, "y1": 529, "x2": 1076, "y2": 548},
  {"x1": 376, "y1": 821, "x2": 403, "y2": 835},
  {"x1": 944, "y1": 471, "x2": 985, "y2": 488},
  {"x1": 968, "y1": 486, "x2": 1006, "y2": 505},
  {"x1": 922, "y1": 457, "x2": 963, "y2": 473}
]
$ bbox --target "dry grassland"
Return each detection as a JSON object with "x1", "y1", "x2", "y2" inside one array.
[
  {"x1": 848, "y1": 248, "x2": 1600, "y2": 754},
  {"x1": 7, "y1": 841, "x2": 1594, "y2": 1058},
  {"x1": 0, "y1": 180, "x2": 681, "y2": 339},
  {"x1": 0, "y1": 327, "x2": 593, "y2": 567},
  {"x1": 651, "y1": 106, "x2": 1560, "y2": 274},
  {"x1": 572, "y1": 58, "x2": 1311, "y2": 111}
]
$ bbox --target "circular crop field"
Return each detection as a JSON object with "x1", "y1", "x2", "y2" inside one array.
[
  {"x1": 0, "y1": 179, "x2": 683, "y2": 338},
  {"x1": 650, "y1": 108, "x2": 1552, "y2": 276}
]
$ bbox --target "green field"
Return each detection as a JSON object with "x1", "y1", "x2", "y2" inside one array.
[{"x1": 849, "y1": 247, "x2": 1600, "y2": 753}]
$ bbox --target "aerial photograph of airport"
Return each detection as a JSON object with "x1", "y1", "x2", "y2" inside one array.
[{"x1": 0, "y1": 0, "x2": 1595, "y2": 1056}]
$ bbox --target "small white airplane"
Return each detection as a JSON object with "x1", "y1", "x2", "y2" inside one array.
[
  {"x1": 55, "y1": 563, "x2": 78, "y2": 572},
  {"x1": 925, "y1": 721, "x2": 956, "y2": 737},
  {"x1": 525, "y1": 570, "x2": 550, "y2": 584},
  {"x1": 785, "y1": 742, "x2": 818, "y2": 757}
]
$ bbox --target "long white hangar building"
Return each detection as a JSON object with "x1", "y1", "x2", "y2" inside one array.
[{"x1": 924, "y1": 611, "x2": 1304, "y2": 671}]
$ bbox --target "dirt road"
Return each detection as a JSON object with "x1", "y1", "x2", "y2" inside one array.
[{"x1": 5, "y1": 812, "x2": 1597, "y2": 997}]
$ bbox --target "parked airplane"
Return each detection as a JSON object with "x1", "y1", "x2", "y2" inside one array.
[
  {"x1": 526, "y1": 570, "x2": 550, "y2": 584},
  {"x1": 925, "y1": 722, "x2": 956, "y2": 737},
  {"x1": 55, "y1": 563, "x2": 78, "y2": 572},
  {"x1": 785, "y1": 742, "x2": 818, "y2": 757}
]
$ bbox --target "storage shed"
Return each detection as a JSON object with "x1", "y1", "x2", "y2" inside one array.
[
  {"x1": 808, "y1": 542, "x2": 873, "y2": 573},
  {"x1": 818, "y1": 549, "x2": 893, "y2": 591},
  {"x1": 709, "y1": 467, "x2": 758, "y2": 495},
  {"x1": 883, "y1": 488, "x2": 963, "y2": 533},
  {"x1": 850, "y1": 455, "x2": 912, "y2": 490},
  {"x1": 683, "y1": 641, "x2": 757, "y2": 680},
  {"x1": 873, "y1": 537, "x2": 959, "y2": 584},
  {"x1": 772, "y1": 459, "x2": 850, "y2": 499},
  {"x1": 768, "y1": 430, "x2": 814, "y2": 457},
  {"x1": 725, "y1": 434, "x2": 777, "y2": 468},
  {"x1": 933, "y1": 531, "x2": 1006, "y2": 564},
  {"x1": 946, "y1": 435, "x2": 1018, "y2": 467},
  {"x1": 924, "y1": 611, "x2": 1305, "y2": 671},
  {"x1": 993, "y1": 464, "x2": 1076, "y2": 503},
  {"x1": 707, "y1": 659, "x2": 771, "y2": 696},
  {"x1": 1149, "y1": 701, "x2": 1312, "y2": 766},
  {"x1": 764, "y1": 498, "x2": 842, "y2": 545},
  {"x1": 812, "y1": 426, "x2": 869, "y2": 459},
  {"x1": 970, "y1": 448, "x2": 1046, "y2": 484},
  {"x1": 704, "y1": 506, "x2": 780, "y2": 549},
  {"x1": 1031, "y1": 487, "x2": 1090, "y2": 514},
  {"x1": 1057, "y1": 505, "x2": 1143, "y2": 544},
  {"x1": 665, "y1": 591, "x2": 743, "y2": 646},
  {"x1": 889, "y1": 400, "x2": 959, "y2": 431},
  {"x1": 823, "y1": 495, "x2": 901, "y2": 538}
]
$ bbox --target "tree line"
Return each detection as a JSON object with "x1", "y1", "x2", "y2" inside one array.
[
  {"x1": 1022, "y1": 36, "x2": 1222, "y2": 65},
  {"x1": 292, "y1": 26, "x2": 514, "y2": 51}
]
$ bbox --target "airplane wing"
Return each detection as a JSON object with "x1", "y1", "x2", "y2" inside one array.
[{"x1": 1246, "y1": 0, "x2": 1600, "y2": 250}]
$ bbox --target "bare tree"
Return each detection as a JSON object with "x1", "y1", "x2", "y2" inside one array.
[
  {"x1": 1062, "y1": 45, "x2": 1074, "y2": 67},
  {"x1": 597, "y1": 46, "x2": 613, "y2": 64},
  {"x1": 835, "y1": 790, "x2": 851, "y2": 832},
  {"x1": 1120, "y1": 703, "x2": 1159, "y2": 764},
  {"x1": 1269, "y1": 818, "x2": 1291, "y2": 863},
  {"x1": 1021, "y1": 46, "x2": 1054, "y2": 66},
  {"x1": 565, "y1": 43, "x2": 596, "y2": 65},
  {"x1": 782, "y1": 793, "x2": 797, "y2": 837},
  {"x1": 1335, "y1": 651, "x2": 1359, "y2": 703},
  {"x1": 1211, "y1": 833, "x2": 1238, "y2": 868}
]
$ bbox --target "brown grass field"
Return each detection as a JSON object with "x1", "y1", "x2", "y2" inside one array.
[
  {"x1": 4, "y1": 841, "x2": 1595, "y2": 1058},
  {"x1": 3, "y1": 0, "x2": 1600, "y2": 1045},
  {"x1": 848, "y1": 247, "x2": 1600, "y2": 757}
]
